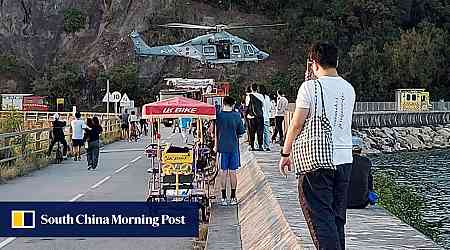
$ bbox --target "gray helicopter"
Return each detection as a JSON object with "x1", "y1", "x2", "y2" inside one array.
[{"x1": 129, "y1": 23, "x2": 285, "y2": 65}]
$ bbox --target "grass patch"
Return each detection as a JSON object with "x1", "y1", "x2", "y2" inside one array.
[
  {"x1": 0, "y1": 153, "x2": 48, "y2": 182},
  {"x1": 374, "y1": 172, "x2": 442, "y2": 243}
]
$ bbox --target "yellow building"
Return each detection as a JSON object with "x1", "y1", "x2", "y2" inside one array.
[{"x1": 395, "y1": 89, "x2": 431, "y2": 111}]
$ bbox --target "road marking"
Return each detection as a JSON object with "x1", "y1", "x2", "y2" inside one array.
[
  {"x1": 0, "y1": 237, "x2": 16, "y2": 249},
  {"x1": 90, "y1": 176, "x2": 111, "y2": 189},
  {"x1": 69, "y1": 193, "x2": 84, "y2": 202},
  {"x1": 130, "y1": 156, "x2": 142, "y2": 163},
  {"x1": 114, "y1": 164, "x2": 130, "y2": 174},
  {"x1": 101, "y1": 148, "x2": 143, "y2": 153},
  {"x1": 0, "y1": 152, "x2": 145, "y2": 249}
]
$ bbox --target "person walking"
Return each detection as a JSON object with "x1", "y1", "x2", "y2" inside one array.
[
  {"x1": 179, "y1": 117, "x2": 192, "y2": 143},
  {"x1": 215, "y1": 96, "x2": 245, "y2": 206},
  {"x1": 260, "y1": 85, "x2": 272, "y2": 151},
  {"x1": 272, "y1": 89, "x2": 289, "y2": 146},
  {"x1": 245, "y1": 84, "x2": 265, "y2": 151},
  {"x1": 85, "y1": 117, "x2": 103, "y2": 170},
  {"x1": 71, "y1": 111, "x2": 86, "y2": 161},
  {"x1": 120, "y1": 110, "x2": 129, "y2": 140},
  {"x1": 128, "y1": 110, "x2": 140, "y2": 141},
  {"x1": 47, "y1": 113, "x2": 69, "y2": 157},
  {"x1": 279, "y1": 41, "x2": 356, "y2": 250}
]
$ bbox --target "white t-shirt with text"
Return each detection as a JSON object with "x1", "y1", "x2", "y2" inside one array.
[
  {"x1": 295, "y1": 76, "x2": 356, "y2": 165},
  {"x1": 71, "y1": 119, "x2": 86, "y2": 140},
  {"x1": 263, "y1": 95, "x2": 272, "y2": 122}
]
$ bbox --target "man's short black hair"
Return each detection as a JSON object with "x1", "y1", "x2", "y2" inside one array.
[
  {"x1": 308, "y1": 41, "x2": 338, "y2": 69},
  {"x1": 223, "y1": 96, "x2": 235, "y2": 106},
  {"x1": 75, "y1": 111, "x2": 81, "y2": 118},
  {"x1": 251, "y1": 83, "x2": 258, "y2": 92},
  {"x1": 131, "y1": 111, "x2": 135, "y2": 115},
  {"x1": 277, "y1": 89, "x2": 284, "y2": 96}
]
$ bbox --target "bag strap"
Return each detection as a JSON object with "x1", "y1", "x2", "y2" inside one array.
[
  {"x1": 316, "y1": 80, "x2": 327, "y2": 118},
  {"x1": 313, "y1": 81, "x2": 318, "y2": 118}
]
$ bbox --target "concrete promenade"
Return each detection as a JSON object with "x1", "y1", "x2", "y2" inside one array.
[{"x1": 207, "y1": 141, "x2": 442, "y2": 249}]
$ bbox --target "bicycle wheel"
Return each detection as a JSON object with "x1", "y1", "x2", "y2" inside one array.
[{"x1": 56, "y1": 144, "x2": 63, "y2": 164}]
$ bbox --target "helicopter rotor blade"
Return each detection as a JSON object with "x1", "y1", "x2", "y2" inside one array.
[
  {"x1": 225, "y1": 23, "x2": 287, "y2": 30},
  {"x1": 158, "y1": 23, "x2": 216, "y2": 30}
]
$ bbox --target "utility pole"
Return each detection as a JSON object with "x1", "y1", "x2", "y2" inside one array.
[
  {"x1": 106, "y1": 79, "x2": 110, "y2": 117},
  {"x1": 103, "y1": 62, "x2": 110, "y2": 118}
]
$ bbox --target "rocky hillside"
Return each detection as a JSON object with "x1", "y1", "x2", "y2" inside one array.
[
  {"x1": 1, "y1": 0, "x2": 449, "y2": 109},
  {"x1": 0, "y1": 0, "x2": 286, "y2": 109}
]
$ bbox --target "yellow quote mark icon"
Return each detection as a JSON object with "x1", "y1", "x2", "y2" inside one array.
[{"x1": 11, "y1": 210, "x2": 35, "y2": 229}]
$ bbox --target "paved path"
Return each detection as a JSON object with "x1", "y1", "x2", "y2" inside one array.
[
  {"x1": 0, "y1": 135, "x2": 192, "y2": 250},
  {"x1": 251, "y1": 143, "x2": 442, "y2": 249}
]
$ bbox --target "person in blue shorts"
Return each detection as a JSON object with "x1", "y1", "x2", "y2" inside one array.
[{"x1": 215, "y1": 96, "x2": 246, "y2": 206}]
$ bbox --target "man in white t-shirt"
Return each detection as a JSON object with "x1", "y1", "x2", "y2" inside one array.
[
  {"x1": 279, "y1": 42, "x2": 355, "y2": 249},
  {"x1": 71, "y1": 112, "x2": 86, "y2": 161}
]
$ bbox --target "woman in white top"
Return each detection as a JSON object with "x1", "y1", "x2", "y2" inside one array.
[{"x1": 259, "y1": 85, "x2": 272, "y2": 151}]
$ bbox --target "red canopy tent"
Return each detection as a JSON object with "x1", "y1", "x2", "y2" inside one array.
[{"x1": 142, "y1": 96, "x2": 216, "y2": 119}]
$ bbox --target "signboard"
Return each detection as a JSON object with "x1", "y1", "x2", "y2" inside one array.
[
  {"x1": 102, "y1": 92, "x2": 112, "y2": 102},
  {"x1": 120, "y1": 93, "x2": 131, "y2": 107},
  {"x1": 111, "y1": 92, "x2": 122, "y2": 103},
  {"x1": 162, "y1": 152, "x2": 193, "y2": 164},
  {"x1": 1, "y1": 94, "x2": 28, "y2": 111}
]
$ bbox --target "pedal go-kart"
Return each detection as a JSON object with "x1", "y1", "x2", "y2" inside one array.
[{"x1": 142, "y1": 97, "x2": 218, "y2": 221}]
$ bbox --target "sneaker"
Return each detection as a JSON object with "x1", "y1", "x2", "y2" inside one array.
[
  {"x1": 229, "y1": 198, "x2": 238, "y2": 206},
  {"x1": 220, "y1": 198, "x2": 228, "y2": 206}
]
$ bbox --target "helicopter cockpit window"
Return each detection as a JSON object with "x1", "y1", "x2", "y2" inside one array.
[
  {"x1": 203, "y1": 46, "x2": 215, "y2": 56},
  {"x1": 244, "y1": 44, "x2": 254, "y2": 55},
  {"x1": 232, "y1": 45, "x2": 241, "y2": 54}
]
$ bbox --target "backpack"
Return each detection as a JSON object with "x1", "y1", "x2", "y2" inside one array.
[{"x1": 247, "y1": 94, "x2": 263, "y2": 118}]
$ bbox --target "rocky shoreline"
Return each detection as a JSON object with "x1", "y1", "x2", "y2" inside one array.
[{"x1": 353, "y1": 124, "x2": 450, "y2": 154}]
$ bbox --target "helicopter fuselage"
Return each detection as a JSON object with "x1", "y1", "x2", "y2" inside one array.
[{"x1": 130, "y1": 31, "x2": 269, "y2": 64}]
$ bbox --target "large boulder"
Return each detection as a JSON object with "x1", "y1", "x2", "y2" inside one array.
[
  {"x1": 405, "y1": 134, "x2": 424, "y2": 150},
  {"x1": 421, "y1": 126, "x2": 434, "y2": 135},
  {"x1": 381, "y1": 127, "x2": 395, "y2": 139},
  {"x1": 437, "y1": 128, "x2": 450, "y2": 138},
  {"x1": 417, "y1": 134, "x2": 433, "y2": 144}
]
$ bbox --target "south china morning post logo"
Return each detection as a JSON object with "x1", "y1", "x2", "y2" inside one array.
[
  {"x1": 1, "y1": 202, "x2": 199, "y2": 237},
  {"x1": 11, "y1": 210, "x2": 35, "y2": 229}
]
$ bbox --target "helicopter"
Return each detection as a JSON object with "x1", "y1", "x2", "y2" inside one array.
[{"x1": 129, "y1": 23, "x2": 285, "y2": 65}]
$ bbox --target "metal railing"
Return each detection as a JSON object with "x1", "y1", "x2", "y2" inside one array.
[
  {"x1": 0, "y1": 118, "x2": 121, "y2": 166},
  {"x1": 283, "y1": 110, "x2": 450, "y2": 129},
  {"x1": 354, "y1": 102, "x2": 396, "y2": 112},
  {"x1": 288, "y1": 102, "x2": 450, "y2": 113}
]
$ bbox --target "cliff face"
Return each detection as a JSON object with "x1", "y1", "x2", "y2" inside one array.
[{"x1": 0, "y1": 0, "x2": 285, "y2": 96}]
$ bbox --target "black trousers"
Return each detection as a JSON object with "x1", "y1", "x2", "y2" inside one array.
[
  {"x1": 248, "y1": 117, "x2": 264, "y2": 149},
  {"x1": 48, "y1": 137, "x2": 68, "y2": 156},
  {"x1": 272, "y1": 116, "x2": 284, "y2": 143},
  {"x1": 298, "y1": 164, "x2": 352, "y2": 250}
]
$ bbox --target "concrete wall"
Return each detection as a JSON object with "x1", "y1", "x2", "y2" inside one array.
[{"x1": 237, "y1": 150, "x2": 301, "y2": 250}]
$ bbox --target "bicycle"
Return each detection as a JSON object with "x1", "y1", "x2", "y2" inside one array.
[
  {"x1": 55, "y1": 141, "x2": 63, "y2": 164},
  {"x1": 129, "y1": 123, "x2": 139, "y2": 142}
]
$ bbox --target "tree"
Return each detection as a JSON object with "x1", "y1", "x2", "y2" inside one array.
[
  {"x1": 384, "y1": 22, "x2": 449, "y2": 99},
  {"x1": 64, "y1": 9, "x2": 86, "y2": 33}
]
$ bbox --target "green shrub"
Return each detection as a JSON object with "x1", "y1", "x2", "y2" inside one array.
[
  {"x1": 64, "y1": 8, "x2": 85, "y2": 33},
  {"x1": 0, "y1": 110, "x2": 23, "y2": 133}
]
